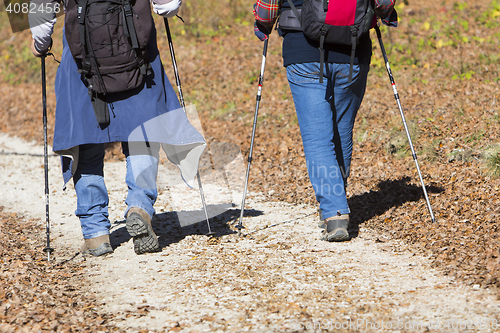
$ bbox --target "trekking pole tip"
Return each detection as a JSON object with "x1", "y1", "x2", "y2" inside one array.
[
  {"x1": 43, "y1": 247, "x2": 54, "y2": 261},
  {"x1": 235, "y1": 223, "x2": 245, "y2": 238}
]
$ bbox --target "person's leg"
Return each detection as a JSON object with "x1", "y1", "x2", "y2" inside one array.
[
  {"x1": 323, "y1": 63, "x2": 368, "y2": 241},
  {"x1": 287, "y1": 62, "x2": 348, "y2": 220},
  {"x1": 122, "y1": 141, "x2": 160, "y2": 218},
  {"x1": 331, "y1": 63, "x2": 369, "y2": 189},
  {"x1": 123, "y1": 141, "x2": 161, "y2": 254},
  {"x1": 73, "y1": 143, "x2": 113, "y2": 256}
]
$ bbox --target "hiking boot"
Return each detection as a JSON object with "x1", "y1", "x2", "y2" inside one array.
[
  {"x1": 321, "y1": 214, "x2": 350, "y2": 242},
  {"x1": 81, "y1": 235, "x2": 113, "y2": 257},
  {"x1": 126, "y1": 207, "x2": 160, "y2": 255}
]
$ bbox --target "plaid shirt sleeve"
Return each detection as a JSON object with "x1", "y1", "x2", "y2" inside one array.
[{"x1": 253, "y1": 0, "x2": 282, "y2": 32}]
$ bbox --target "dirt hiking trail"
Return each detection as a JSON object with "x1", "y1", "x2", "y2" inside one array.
[{"x1": 1, "y1": 132, "x2": 499, "y2": 332}]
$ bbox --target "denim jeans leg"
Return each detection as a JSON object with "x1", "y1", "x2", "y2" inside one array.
[
  {"x1": 286, "y1": 62, "x2": 368, "y2": 220},
  {"x1": 73, "y1": 144, "x2": 111, "y2": 239},
  {"x1": 331, "y1": 62, "x2": 369, "y2": 188},
  {"x1": 122, "y1": 142, "x2": 160, "y2": 219}
]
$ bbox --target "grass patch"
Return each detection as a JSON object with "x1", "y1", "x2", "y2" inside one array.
[
  {"x1": 385, "y1": 120, "x2": 419, "y2": 158},
  {"x1": 481, "y1": 144, "x2": 500, "y2": 178},
  {"x1": 420, "y1": 138, "x2": 440, "y2": 162}
]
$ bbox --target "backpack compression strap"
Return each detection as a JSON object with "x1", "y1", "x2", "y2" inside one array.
[{"x1": 123, "y1": 0, "x2": 149, "y2": 76}]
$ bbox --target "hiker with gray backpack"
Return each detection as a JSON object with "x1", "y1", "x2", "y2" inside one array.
[
  {"x1": 29, "y1": 0, "x2": 207, "y2": 256},
  {"x1": 253, "y1": 0, "x2": 398, "y2": 241}
]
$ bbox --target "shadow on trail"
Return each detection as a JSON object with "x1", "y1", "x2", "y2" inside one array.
[
  {"x1": 108, "y1": 177, "x2": 440, "y2": 249},
  {"x1": 109, "y1": 204, "x2": 264, "y2": 250},
  {"x1": 348, "y1": 177, "x2": 444, "y2": 225}
]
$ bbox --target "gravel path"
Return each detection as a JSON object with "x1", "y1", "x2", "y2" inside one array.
[{"x1": 1, "y1": 132, "x2": 499, "y2": 332}]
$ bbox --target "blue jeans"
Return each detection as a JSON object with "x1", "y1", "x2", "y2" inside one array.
[
  {"x1": 286, "y1": 62, "x2": 369, "y2": 220},
  {"x1": 74, "y1": 142, "x2": 159, "y2": 239}
]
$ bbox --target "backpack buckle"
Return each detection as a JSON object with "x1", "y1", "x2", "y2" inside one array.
[
  {"x1": 77, "y1": 6, "x2": 84, "y2": 22},
  {"x1": 81, "y1": 61, "x2": 91, "y2": 75},
  {"x1": 123, "y1": 3, "x2": 132, "y2": 17}
]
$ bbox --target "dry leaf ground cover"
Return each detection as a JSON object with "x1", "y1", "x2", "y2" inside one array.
[
  {"x1": 0, "y1": 0, "x2": 500, "y2": 330},
  {"x1": 0, "y1": 208, "x2": 125, "y2": 332}
]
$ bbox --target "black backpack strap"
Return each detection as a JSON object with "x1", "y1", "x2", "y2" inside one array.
[
  {"x1": 79, "y1": 0, "x2": 110, "y2": 126},
  {"x1": 123, "y1": 0, "x2": 149, "y2": 75},
  {"x1": 90, "y1": 92, "x2": 110, "y2": 128},
  {"x1": 287, "y1": 0, "x2": 326, "y2": 83},
  {"x1": 77, "y1": 0, "x2": 91, "y2": 75},
  {"x1": 123, "y1": 0, "x2": 139, "y2": 49},
  {"x1": 348, "y1": 28, "x2": 358, "y2": 83},
  {"x1": 319, "y1": 27, "x2": 327, "y2": 84},
  {"x1": 78, "y1": 0, "x2": 105, "y2": 91}
]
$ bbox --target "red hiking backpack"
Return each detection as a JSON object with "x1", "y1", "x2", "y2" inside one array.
[{"x1": 280, "y1": 0, "x2": 375, "y2": 83}]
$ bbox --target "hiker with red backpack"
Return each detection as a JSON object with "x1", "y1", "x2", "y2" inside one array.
[
  {"x1": 29, "y1": 0, "x2": 207, "y2": 256},
  {"x1": 253, "y1": 0, "x2": 397, "y2": 241}
]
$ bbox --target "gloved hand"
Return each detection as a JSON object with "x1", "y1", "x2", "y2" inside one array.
[
  {"x1": 374, "y1": 0, "x2": 398, "y2": 27},
  {"x1": 152, "y1": 0, "x2": 181, "y2": 18},
  {"x1": 254, "y1": 21, "x2": 269, "y2": 41},
  {"x1": 30, "y1": 38, "x2": 52, "y2": 57},
  {"x1": 374, "y1": 0, "x2": 395, "y2": 18},
  {"x1": 381, "y1": 9, "x2": 398, "y2": 27}
]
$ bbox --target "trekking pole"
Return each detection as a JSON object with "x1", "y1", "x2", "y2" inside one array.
[
  {"x1": 41, "y1": 55, "x2": 55, "y2": 260},
  {"x1": 374, "y1": 24, "x2": 436, "y2": 223},
  {"x1": 164, "y1": 17, "x2": 215, "y2": 236},
  {"x1": 238, "y1": 38, "x2": 269, "y2": 231}
]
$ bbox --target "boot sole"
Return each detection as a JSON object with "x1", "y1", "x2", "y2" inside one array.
[
  {"x1": 82, "y1": 243, "x2": 113, "y2": 257},
  {"x1": 322, "y1": 217, "x2": 350, "y2": 242},
  {"x1": 126, "y1": 212, "x2": 160, "y2": 254},
  {"x1": 322, "y1": 228, "x2": 350, "y2": 242}
]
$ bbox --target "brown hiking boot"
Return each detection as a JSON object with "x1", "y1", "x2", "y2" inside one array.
[
  {"x1": 126, "y1": 207, "x2": 160, "y2": 254},
  {"x1": 81, "y1": 235, "x2": 113, "y2": 257},
  {"x1": 321, "y1": 214, "x2": 350, "y2": 242}
]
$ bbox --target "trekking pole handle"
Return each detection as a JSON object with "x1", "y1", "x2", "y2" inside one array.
[
  {"x1": 164, "y1": 17, "x2": 185, "y2": 109},
  {"x1": 374, "y1": 25, "x2": 398, "y2": 95},
  {"x1": 256, "y1": 39, "x2": 268, "y2": 102}
]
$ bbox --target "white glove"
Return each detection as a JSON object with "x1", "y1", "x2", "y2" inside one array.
[{"x1": 152, "y1": 0, "x2": 181, "y2": 18}]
